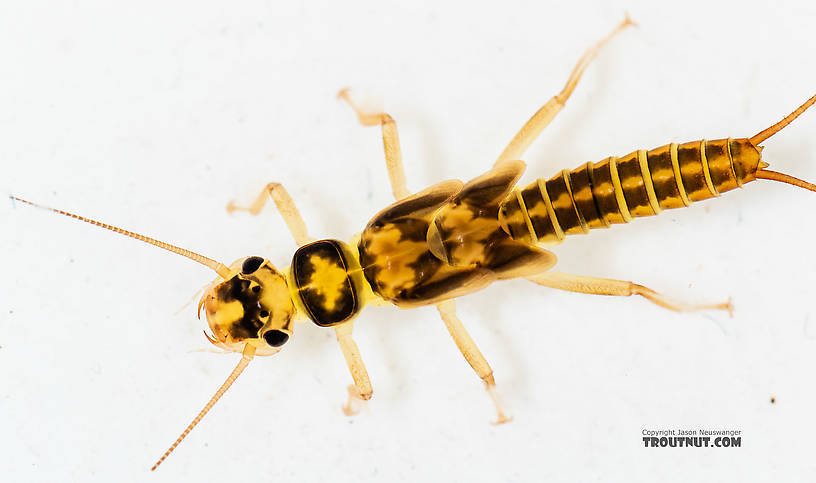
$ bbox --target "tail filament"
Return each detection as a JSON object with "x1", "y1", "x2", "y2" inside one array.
[
  {"x1": 755, "y1": 169, "x2": 816, "y2": 193},
  {"x1": 751, "y1": 93, "x2": 816, "y2": 145}
]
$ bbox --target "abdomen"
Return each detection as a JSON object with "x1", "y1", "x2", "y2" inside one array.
[{"x1": 498, "y1": 138, "x2": 763, "y2": 245}]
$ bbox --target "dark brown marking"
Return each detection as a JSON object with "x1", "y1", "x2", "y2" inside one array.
[
  {"x1": 292, "y1": 240, "x2": 359, "y2": 327},
  {"x1": 705, "y1": 139, "x2": 739, "y2": 192},
  {"x1": 499, "y1": 195, "x2": 531, "y2": 242},
  {"x1": 483, "y1": 234, "x2": 555, "y2": 278},
  {"x1": 496, "y1": 137, "x2": 765, "y2": 246},
  {"x1": 729, "y1": 138, "x2": 762, "y2": 185},
  {"x1": 570, "y1": 162, "x2": 607, "y2": 229},
  {"x1": 457, "y1": 160, "x2": 525, "y2": 207},
  {"x1": 545, "y1": 170, "x2": 585, "y2": 234},
  {"x1": 646, "y1": 144, "x2": 685, "y2": 209},
  {"x1": 214, "y1": 269, "x2": 277, "y2": 340},
  {"x1": 369, "y1": 179, "x2": 462, "y2": 222},
  {"x1": 394, "y1": 265, "x2": 488, "y2": 305},
  {"x1": 359, "y1": 181, "x2": 459, "y2": 303},
  {"x1": 615, "y1": 151, "x2": 654, "y2": 217},
  {"x1": 677, "y1": 141, "x2": 712, "y2": 202},
  {"x1": 589, "y1": 158, "x2": 626, "y2": 225},
  {"x1": 520, "y1": 184, "x2": 555, "y2": 242},
  {"x1": 360, "y1": 161, "x2": 556, "y2": 307}
]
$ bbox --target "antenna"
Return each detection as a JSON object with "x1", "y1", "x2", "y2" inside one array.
[
  {"x1": 10, "y1": 196, "x2": 231, "y2": 278},
  {"x1": 151, "y1": 343, "x2": 256, "y2": 471}
]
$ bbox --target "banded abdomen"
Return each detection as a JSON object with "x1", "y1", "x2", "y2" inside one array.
[{"x1": 498, "y1": 138, "x2": 764, "y2": 245}]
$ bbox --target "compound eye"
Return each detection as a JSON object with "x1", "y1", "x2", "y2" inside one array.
[
  {"x1": 241, "y1": 256, "x2": 265, "y2": 274},
  {"x1": 263, "y1": 330, "x2": 290, "y2": 347}
]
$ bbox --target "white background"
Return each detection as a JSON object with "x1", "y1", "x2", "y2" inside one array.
[{"x1": 2, "y1": 0, "x2": 816, "y2": 481}]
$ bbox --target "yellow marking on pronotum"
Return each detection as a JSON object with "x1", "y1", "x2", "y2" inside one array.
[{"x1": 307, "y1": 254, "x2": 348, "y2": 311}]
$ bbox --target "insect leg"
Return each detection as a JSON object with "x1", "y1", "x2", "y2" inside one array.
[
  {"x1": 526, "y1": 271, "x2": 733, "y2": 315},
  {"x1": 226, "y1": 182, "x2": 312, "y2": 246},
  {"x1": 495, "y1": 15, "x2": 635, "y2": 166},
  {"x1": 334, "y1": 323, "x2": 374, "y2": 416},
  {"x1": 338, "y1": 89, "x2": 518, "y2": 420},
  {"x1": 437, "y1": 300, "x2": 511, "y2": 424},
  {"x1": 338, "y1": 88, "x2": 409, "y2": 199}
]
